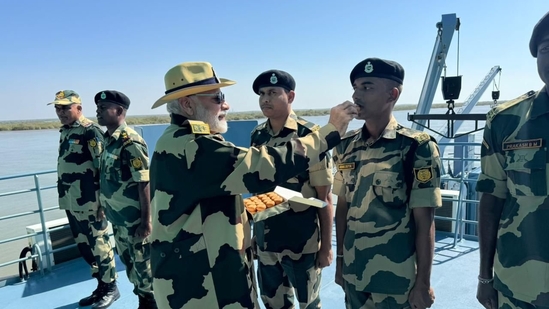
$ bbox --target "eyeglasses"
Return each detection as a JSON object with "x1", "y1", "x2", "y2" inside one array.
[{"x1": 193, "y1": 92, "x2": 225, "y2": 104}]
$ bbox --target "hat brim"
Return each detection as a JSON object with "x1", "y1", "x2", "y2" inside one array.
[
  {"x1": 46, "y1": 99, "x2": 81, "y2": 106},
  {"x1": 151, "y1": 78, "x2": 236, "y2": 109}
]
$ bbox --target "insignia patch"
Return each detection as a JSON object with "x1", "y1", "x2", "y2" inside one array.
[
  {"x1": 270, "y1": 73, "x2": 278, "y2": 84},
  {"x1": 502, "y1": 138, "x2": 542, "y2": 151},
  {"x1": 56, "y1": 91, "x2": 65, "y2": 100},
  {"x1": 337, "y1": 162, "x2": 355, "y2": 170},
  {"x1": 414, "y1": 167, "x2": 433, "y2": 183},
  {"x1": 188, "y1": 120, "x2": 210, "y2": 134},
  {"x1": 88, "y1": 139, "x2": 97, "y2": 148},
  {"x1": 68, "y1": 139, "x2": 80, "y2": 144},
  {"x1": 131, "y1": 158, "x2": 143, "y2": 169},
  {"x1": 100, "y1": 92, "x2": 106, "y2": 100},
  {"x1": 364, "y1": 61, "x2": 374, "y2": 73}
]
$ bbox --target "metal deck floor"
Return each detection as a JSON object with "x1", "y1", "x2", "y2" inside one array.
[{"x1": 0, "y1": 231, "x2": 483, "y2": 309}]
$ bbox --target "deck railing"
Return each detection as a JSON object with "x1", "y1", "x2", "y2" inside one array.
[{"x1": 0, "y1": 141, "x2": 483, "y2": 280}]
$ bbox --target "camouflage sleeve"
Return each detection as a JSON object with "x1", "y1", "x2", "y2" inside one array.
[
  {"x1": 85, "y1": 126, "x2": 104, "y2": 170},
  {"x1": 122, "y1": 142, "x2": 150, "y2": 182},
  {"x1": 332, "y1": 147, "x2": 345, "y2": 197},
  {"x1": 308, "y1": 153, "x2": 334, "y2": 187},
  {"x1": 409, "y1": 140, "x2": 443, "y2": 209},
  {"x1": 191, "y1": 124, "x2": 340, "y2": 198},
  {"x1": 475, "y1": 119, "x2": 507, "y2": 199}
]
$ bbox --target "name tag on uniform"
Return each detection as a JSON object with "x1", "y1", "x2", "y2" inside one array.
[
  {"x1": 502, "y1": 138, "x2": 542, "y2": 151},
  {"x1": 68, "y1": 139, "x2": 80, "y2": 144},
  {"x1": 107, "y1": 153, "x2": 118, "y2": 159},
  {"x1": 337, "y1": 163, "x2": 355, "y2": 170}
]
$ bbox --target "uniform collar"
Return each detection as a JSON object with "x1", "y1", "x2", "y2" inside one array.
[
  {"x1": 531, "y1": 87, "x2": 549, "y2": 119},
  {"x1": 264, "y1": 111, "x2": 298, "y2": 135},
  {"x1": 60, "y1": 115, "x2": 88, "y2": 131},
  {"x1": 105, "y1": 122, "x2": 128, "y2": 140},
  {"x1": 358, "y1": 115, "x2": 399, "y2": 142}
]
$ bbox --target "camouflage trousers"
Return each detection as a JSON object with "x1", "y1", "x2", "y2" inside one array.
[
  {"x1": 257, "y1": 249, "x2": 321, "y2": 309},
  {"x1": 152, "y1": 240, "x2": 259, "y2": 309},
  {"x1": 498, "y1": 291, "x2": 549, "y2": 309},
  {"x1": 112, "y1": 223, "x2": 153, "y2": 298},
  {"x1": 343, "y1": 281, "x2": 410, "y2": 309},
  {"x1": 65, "y1": 210, "x2": 117, "y2": 283}
]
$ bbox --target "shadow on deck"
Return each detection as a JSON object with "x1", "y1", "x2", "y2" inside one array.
[{"x1": 0, "y1": 231, "x2": 483, "y2": 309}]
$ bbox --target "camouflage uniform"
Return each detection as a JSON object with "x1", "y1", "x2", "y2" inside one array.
[
  {"x1": 476, "y1": 89, "x2": 549, "y2": 308},
  {"x1": 99, "y1": 122, "x2": 153, "y2": 299},
  {"x1": 149, "y1": 114, "x2": 342, "y2": 309},
  {"x1": 250, "y1": 112, "x2": 332, "y2": 309},
  {"x1": 332, "y1": 116, "x2": 442, "y2": 309},
  {"x1": 57, "y1": 115, "x2": 117, "y2": 284}
]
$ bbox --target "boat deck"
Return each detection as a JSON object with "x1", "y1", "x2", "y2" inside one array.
[{"x1": 0, "y1": 227, "x2": 483, "y2": 309}]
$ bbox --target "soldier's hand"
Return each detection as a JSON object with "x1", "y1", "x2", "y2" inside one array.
[
  {"x1": 408, "y1": 283, "x2": 435, "y2": 309},
  {"x1": 135, "y1": 221, "x2": 152, "y2": 239},
  {"x1": 328, "y1": 101, "x2": 358, "y2": 137},
  {"x1": 97, "y1": 206, "x2": 105, "y2": 221},
  {"x1": 476, "y1": 281, "x2": 498, "y2": 309},
  {"x1": 316, "y1": 246, "x2": 332, "y2": 268},
  {"x1": 335, "y1": 257, "x2": 344, "y2": 290}
]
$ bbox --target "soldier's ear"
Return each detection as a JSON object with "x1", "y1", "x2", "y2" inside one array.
[
  {"x1": 180, "y1": 97, "x2": 194, "y2": 116},
  {"x1": 287, "y1": 90, "x2": 295, "y2": 104}
]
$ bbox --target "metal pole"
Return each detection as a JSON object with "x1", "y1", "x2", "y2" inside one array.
[{"x1": 33, "y1": 175, "x2": 52, "y2": 271}]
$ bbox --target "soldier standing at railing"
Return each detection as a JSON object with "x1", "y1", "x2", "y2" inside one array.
[
  {"x1": 249, "y1": 69, "x2": 334, "y2": 309},
  {"x1": 47, "y1": 90, "x2": 118, "y2": 308},
  {"x1": 95, "y1": 90, "x2": 157, "y2": 309},
  {"x1": 476, "y1": 11, "x2": 549, "y2": 309}
]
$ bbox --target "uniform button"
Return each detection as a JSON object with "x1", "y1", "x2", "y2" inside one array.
[
  {"x1": 376, "y1": 179, "x2": 381, "y2": 185},
  {"x1": 174, "y1": 248, "x2": 180, "y2": 253},
  {"x1": 160, "y1": 253, "x2": 166, "y2": 257}
]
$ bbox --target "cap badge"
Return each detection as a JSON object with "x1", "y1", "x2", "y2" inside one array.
[
  {"x1": 56, "y1": 91, "x2": 65, "y2": 100},
  {"x1": 100, "y1": 92, "x2": 107, "y2": 100},
  {"x1": 270, "y1": 73, "x2": 278, "y2": 84},
  {"x1": 365, "y1": 61, "x2": 374, "y2": 73}
]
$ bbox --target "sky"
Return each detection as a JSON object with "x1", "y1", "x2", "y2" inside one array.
[{"x1": 0, "y1": 0, "x2": 547, "y2": 121}]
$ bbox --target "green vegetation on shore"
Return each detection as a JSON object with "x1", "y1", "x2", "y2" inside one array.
[{"x1": 0, "y1": 100, "x2": 498, "y2": 132}]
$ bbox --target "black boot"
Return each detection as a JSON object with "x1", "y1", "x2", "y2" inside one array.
[
  {"x1": 79, "y1": 278, "x2": 101, "y2": 306},
  {"x1": 138, "y1": 294, "x2": 158, "y2": 309},
  {"x1": 91, "y1": 281, "x2": 120, "y2": 309}
]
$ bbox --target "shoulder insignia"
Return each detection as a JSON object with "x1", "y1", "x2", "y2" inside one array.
[
  {"x1": 295, "y1": 116, "x2": 320, "y2": 132},
  {"x1": 188, "y1": 120, "x2": 210, "y2": 134},
  {"x1": 82, "y1": 122, "x2": 92, "y2": 127},
  {"x1": 397, "y1": 126, "x2": 432, "y2": 144},
  {"x1": 487, "y1": 90, "x2": 536, "y2": 122},
  {"x1": 130, "y1": 157, "x2": 143, "y2": 169},
  {"x1": 414, "y1": 166, "x2": 434, "y2": 183},
  {"x1": 88, "y1": 138, "x2": 98, "y2": 148},
  {"x1": 414, "y1": 132, "x2": 431, "y2": 144}
]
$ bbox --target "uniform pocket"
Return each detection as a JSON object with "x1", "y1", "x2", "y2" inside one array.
[
  {"x1": 151, "y1": 235, "x2": 207, "y2": 278},
  {"x1": 504, "y1": 148, "x2": 547, "y2": 196},
  {"x1": 372, "y1": 171, "x2": 407, "y2": 208}
]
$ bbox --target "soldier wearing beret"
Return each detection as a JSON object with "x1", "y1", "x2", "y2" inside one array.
[
  {"x1": 95, "y1": 90, "x2": 156, "y2": 309},
  {"x1": 476, "y1": 11, "x2": 549, "y2": 309},
  {"x1": 147, "y1": 61, "x2": 357, "y2": 309},
  {"x1": 47, "y1": 90, "x2": 118, "y2": 308},
  {"x1": 250, "y1": 69, "x2": 334, "y2": 309},
  {"x1": 332, "y1": 58, "x2": 442, "y2": 309}
]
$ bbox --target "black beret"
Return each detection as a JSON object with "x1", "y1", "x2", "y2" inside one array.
[
  {"x1": 252, "y1": 69, "x2": 295, "y2": 95},
  {"x1": 94, "y1": 90, "x2": 131, "y2": 109},
  {"x1": 530, "y1": 11, "x2": 549, "y2": 58},
  {"x1": 350, "y1": 58, "x2": 404, "y2": 85}
]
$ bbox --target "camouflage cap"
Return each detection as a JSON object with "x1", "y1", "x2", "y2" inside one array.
[
  {"x1": 47, "y1": 90, "x2": 82, "y2": 106},
  {"x1": 529, "y1": 11, "x2": 549, "y2": 58}
]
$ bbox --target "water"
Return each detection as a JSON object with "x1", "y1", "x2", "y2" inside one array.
[{"x1": 0, "y1": 105, "x2": 491, "y2": 278}]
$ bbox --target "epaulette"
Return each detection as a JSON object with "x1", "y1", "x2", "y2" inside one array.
[
  {"x1": 398, "y1": 126, "x2": 433, "y2": 145},
  {"x1": 487, "y1": 90, "x2": 536, "y2": 122},
  {"x1": 251, "y1": 121, "x2": 267, "y2": 134},
  {"x1": 187, "y1": 120, "x2": 210, "y2": 135},
  {"x1": 121, "y1": 131, "x2": 133, "y2": 147},
  {"x1": 295, "y1": 116, "x2": 320, "y2": 132}
]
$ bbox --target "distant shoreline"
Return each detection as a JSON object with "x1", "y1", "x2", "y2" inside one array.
[{"x1": 0, "y1": 101, "x2": 496, "y2": 131}]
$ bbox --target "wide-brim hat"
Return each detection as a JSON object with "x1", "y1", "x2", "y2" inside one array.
[{"x1": 151, "y1": 61, "x2": 236, "y2": 109}]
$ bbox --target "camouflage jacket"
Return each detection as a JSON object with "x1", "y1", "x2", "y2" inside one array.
[
  {"x1": 57, "y1": 115, "x2": 104, "y2": 212},
  {"x1": 99, "y1": 122, "x2": 149, "y2": 227},
  {"x1": 149, "y1": 114, "x2": 341, "y2": 309},
  {"x1": 250, "y1": 112, "x2": 333, "y2": 255},
  {"x1": 333, "y1": 116, "x2": 442, "y2": 295},
  {"x1": 476, "y1": 89, "x2": 549, "y2": 305}
]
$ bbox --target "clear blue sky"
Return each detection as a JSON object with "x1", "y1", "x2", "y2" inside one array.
[{"x1": 0, "y1": 0, "x2": 546, "y2": 121}]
